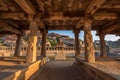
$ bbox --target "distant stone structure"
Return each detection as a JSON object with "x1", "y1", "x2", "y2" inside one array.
[{"x1": 58, "y1": 39, "x2": 63, "y2": 46}]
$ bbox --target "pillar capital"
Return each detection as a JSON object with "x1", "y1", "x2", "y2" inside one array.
[
  {"x1": 16, "y1": 34, "x2": 22, "y2": 37},
  {"x1": 84, "y1": 19, "x2": 92, "y2": 26},
  {"x1": 28, "y1": 15, "x2": 39, "y2": 21},
  {"x1": 83, "y1": 19, "x2": 93, "y2": 32},
  {"x1": 28, "y1": 14, "x2": 34, "y2": 22},
  {"x1": 40, "y1": 29, "x2": 48, "y2": 34},
  {"x1": 73, "y1": 29, "x2": 80, "y2": 34},
  {"x1": 28, "y1": 15, "x2": 41, "y2": 28},
  {"x1": 100, "y1": 33, "x2": 105, "y2": 38}
]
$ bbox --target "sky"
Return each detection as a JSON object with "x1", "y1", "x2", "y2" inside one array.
[{"x1": 48, "y1": 30, "x2": 120, "y2": 41}]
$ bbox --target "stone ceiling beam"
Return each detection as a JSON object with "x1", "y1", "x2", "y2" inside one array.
[
  {"x1": 94, "y1": 12, "x2": 118, "y2": 20},
  {"x1": 86, "y1": 0, "x2": 106, "y2": 15},
  {"x1": 6, "y1": 20, "x2": 19, "y2": 28},
  {"x1": 15, "y1": 0, "x2": 36, "y2": 14},
  {"x1": 0, "y1": 26, "x2": 20, "y2": 34},
  {"x1": 101, "y1": 23, "x2": 120, "y2": 34},
  {"x1": 0, "y1": 0, "x2": 8, "y2": 11},
  {"x1": 100, "y1": 21, "x2": 116, "y2": 30},
  {"x1": 0, "y1": 20, "x2": 21, "y2": 34},
  {"x1": 38, "y1": 20, "x2": 45, "y2": 29},
  {"x1": 0, "y1": 13, "x2": 27, "y2": 20},
  {"x1": 0, "y1": 12, "x2": 118, "y2": 21}
]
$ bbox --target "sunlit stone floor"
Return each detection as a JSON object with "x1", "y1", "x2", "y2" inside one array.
[{"x1": 36, "y1": 61, "x2": 87, "y2": 80}]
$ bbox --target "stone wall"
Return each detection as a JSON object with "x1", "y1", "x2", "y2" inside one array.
[{"x1": 2, "y1": 58, "x2": 47, "y2": 80}]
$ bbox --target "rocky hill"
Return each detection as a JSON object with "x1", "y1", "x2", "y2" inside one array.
[{"x1": 0, "y1": 32, "x2": 83, "y2": 47}]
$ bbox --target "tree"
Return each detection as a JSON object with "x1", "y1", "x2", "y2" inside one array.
[{"x1": 50, "y1": 40, "x2": 57, "y2": 46}]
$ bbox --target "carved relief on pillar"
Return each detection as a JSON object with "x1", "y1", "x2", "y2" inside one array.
[
  {"x1": 27, "y1": 43, "x2": 34, "y2": 62},
  {"x1": 84, "y1": 20, "x2": 95, "y2": 62},
  {"x1": 26, "y1": 21, "x2": 38, "y2": 63},
  {"x1": 100, "y1": 33, "x2": 107, "y2": 57}
]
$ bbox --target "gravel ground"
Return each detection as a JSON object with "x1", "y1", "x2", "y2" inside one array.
[{"x1": 88, "y1": 57, "x2": 120, "y2": 80}]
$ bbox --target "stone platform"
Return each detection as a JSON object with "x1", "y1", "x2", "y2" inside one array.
[{"x1": 55, "y1": 53, "x2": 66, "y2": 60}]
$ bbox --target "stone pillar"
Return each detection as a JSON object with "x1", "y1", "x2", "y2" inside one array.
[
  {"x1": 41, "y1": 29, "x2": 47, "y2": 57},
  {"x1": 100, "y1": 34, "x2": 107, "y2": 57},
  {"x1": 14, "y1": 34, "x2": 22, "y2": 56},
  {"x1": 73, "y1": 30, "x2": 80, "y2": 56},
  {"x1": 84, "y1": 20, "x2": 95, "y2": 62},
  {"x1": 26, "y1": 21, "x2": 38, "y2": 63}
]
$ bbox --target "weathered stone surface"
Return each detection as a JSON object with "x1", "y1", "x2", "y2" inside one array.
[
  {"x1": 0, "y1": 0, "x2": 120, "y2": 35},
  {"x1": 26, "y1": 21, "x2": 38, "y2": 63},
  {"x1": 84, "y1": 20, "x2": 95, "y2": 63},
  {"x1": 100, "y1": 34, "x2": 107, "y2": 57},
  {"x1": 73, "y1": 30, "x2": 80, "y2": 56},
  {"x1": 14, "y1": 34, "x2": 22, "y2": 56},
  {"x1": 2, "y1": 59, "x2": 47, "y2": 80},
  {"x1": 41, "y1": 29, "x2": 47, "y2": 57}
]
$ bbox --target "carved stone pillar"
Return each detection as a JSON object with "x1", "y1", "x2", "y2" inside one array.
[
  {"x1": 14, "y1": 34, "x2": 22, "y2": 56},
  {"x1": 100, "y1": 34, "x2": 107, "y2": 57},
  {"x1": 73, "y1": 30, "x2": 80, "y2": 56},
  {"x1": 41, "y1": 29, "x2": 47, "y2": 57},
  {"x1": 26, "y1": 21, "x2": 38, "y2": 63},
  {"x1": 84, "y1": 20, "x2": 95, "y2": 62}
]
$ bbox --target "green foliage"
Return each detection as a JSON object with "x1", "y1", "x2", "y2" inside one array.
[
  {"x1": 56, "y1": 37, "x2": 60, "y2": 42},
  {"x1": 50, "y1": 40, "x2": 57, "y2": 46},
  {"x1": 3, "y1": 44, "x2": 8, "y2": 46},
  {"x1": 79, "y1": 39, "x2": 83, "y2": 41}
]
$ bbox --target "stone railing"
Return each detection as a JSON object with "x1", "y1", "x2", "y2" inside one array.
[
  {"x1": 1, "y1": 46, "x2": 119, "y2": 57},
  {"x1": 0, "y1": 46, "x2": 15, "y2": 56},
  {"x1": 1, "y1": 58, "x2": 47, "y2": 80},
  {"x1": 0, "y1": 46, "x2": 76, "y2": 51},
  {"x1": 0, "y1": 46, "x2": 77, "y2": 57},
  {"x1": 109, "y1": 48, "x2": 120, "y2": 53}
]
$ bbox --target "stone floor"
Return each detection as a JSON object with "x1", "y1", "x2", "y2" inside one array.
[
  {"x1": 35, "y1": 61, "x2": 87, "y2": 80},
  {"x1": 0, "y1": 60, "x2": 17, "y2": 71},
  {"x1": 0, "y1": 57, "x2": 119, "y2": 80}
]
